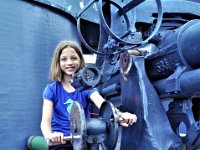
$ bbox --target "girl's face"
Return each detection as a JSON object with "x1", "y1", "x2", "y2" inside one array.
[{"x1": 60, "y1": 47, "x2": 81, "y2": 78}]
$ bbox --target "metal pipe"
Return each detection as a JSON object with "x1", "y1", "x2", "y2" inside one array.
[
  {"x1": 146, "y1": 20, "x2": 200, "y2": 81},
  {"x1": 64, "y1": 135, "x2": 81, "y2": 141},
  {"x1": 153, "y1": 68, "x2": 200, "y2": 98},
  {"x1": 27, "y1": 136, "x2": 48, "y2": 150},
  {"x1": 101, "y1": 83, "x2": 120, "y2": 97}
]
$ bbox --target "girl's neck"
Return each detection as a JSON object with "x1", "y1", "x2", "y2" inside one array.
[
  {"x1": 62, "y1": 75, "x2": 72, "y2": 84},
  {"x1": 61, "y1": 77, "x2": 75, "y2": 93},
  {"x1": 61, "y1": 80, "x2": 71, "y2": 85}
]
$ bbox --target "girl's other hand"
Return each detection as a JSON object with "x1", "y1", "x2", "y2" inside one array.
[
  {"x1": 118, "y1": 112, "x2": 137, "y2": 127},
  {"x1": 46, "y1": 132, "x2": 66, "y2": 146}
]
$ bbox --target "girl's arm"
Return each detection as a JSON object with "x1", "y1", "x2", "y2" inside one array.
[
  {"x1": 90, "y1": 91, "x2": 137, "y2": 127},
  {"x1": 90, "y1": 91, "x2": 105, "y2": 109},
  {"x1": 41, "y1": 99, "x2": 53, "y2": 139},
  {"x1": 40, "y1": 99, "x2": 65, "y2": 145}
]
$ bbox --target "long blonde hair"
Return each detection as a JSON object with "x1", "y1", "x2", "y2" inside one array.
[{"x1": 50, "y1": 40, "x2": 85, "y2": 82}]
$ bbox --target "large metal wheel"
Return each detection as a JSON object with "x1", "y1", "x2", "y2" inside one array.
[
  {"x1": 70, "y1": 101, "x2": 87, "y2": 150},
  {"x1": 99, "y1": 101, "x2": 119, "y2": 150}
]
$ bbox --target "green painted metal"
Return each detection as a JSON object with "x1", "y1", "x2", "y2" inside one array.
[{"x1": 27, "y1": 136, "x2": 48, "y2": 150}]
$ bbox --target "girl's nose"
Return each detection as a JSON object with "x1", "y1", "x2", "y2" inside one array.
[{"x1": 66, "y1": 59, "x2": 73, "y2": 65}]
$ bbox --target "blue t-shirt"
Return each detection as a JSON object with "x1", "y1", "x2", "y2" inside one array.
[{"x1": 43, "y1": 81, "x2": 97, "y2": 136}]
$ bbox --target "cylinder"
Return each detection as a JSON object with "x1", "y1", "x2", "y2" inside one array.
[
  {"x1": 27, "y1": 136, "x2": 48, "y2": 150},
  {"x1": 180, "y1": 68, "x2": 200, "y2": 95},
  {"x1": 178, "y1": 20, "x2": 200, "y2": 69},
  {"x1": 146, "y1": 19, "x2": 200, "y2": 81},
  {"x1": 102, "y1": 83, "x2": 120, "y2": 97},
  {"x1": 153, "y1": 68, "x2": 200, "y2": 98},
  {"x1": 86, "y1": 118, "x2": 106, "y2": 135}
]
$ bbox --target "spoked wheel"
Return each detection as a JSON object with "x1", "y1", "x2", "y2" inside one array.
[{"x1": 98, "y1": 0, "x2": 163, "y2": 45}]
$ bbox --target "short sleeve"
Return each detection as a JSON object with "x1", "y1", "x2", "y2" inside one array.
[{"x1": 43, "y1": 84, "x2": 54, "y2": 101}]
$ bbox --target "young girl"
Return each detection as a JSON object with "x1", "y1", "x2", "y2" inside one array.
[{"x1": 41, "y1": 40, "x2": 137, "y2": 150}]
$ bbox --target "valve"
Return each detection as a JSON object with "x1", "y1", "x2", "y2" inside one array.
[{"x1": 70, "y1": 101, "x2": 121, "y2": 150}]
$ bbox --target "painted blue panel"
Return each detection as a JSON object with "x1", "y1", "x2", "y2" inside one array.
[{"x1": 0, "y1": 1, "x2": 79, "y2": 149}]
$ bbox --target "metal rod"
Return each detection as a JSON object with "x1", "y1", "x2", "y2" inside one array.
[
  {"x1": 110, "y1": 117, "x2": 124, "y2": 123},
  {"x1": 77, "y1": 0, "x2": 97, "y2": 18},
  {"x1": 117, "y1": 0, "x2": 145, "y2": 16},
  {"x1": 64, "y1": 135, "x2": 81, "y2": 141}
]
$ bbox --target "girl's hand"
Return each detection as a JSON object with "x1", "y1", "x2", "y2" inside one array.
[
  {"x1": 118, "y1": 112, "x2": 137, "y2": 127},
  {"x1": 46, "y1": 132, "x2": 66, "y2": 146}
]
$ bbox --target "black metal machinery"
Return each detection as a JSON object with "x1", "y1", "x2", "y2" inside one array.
[
  {"x1": 68, "y1": 101, "x2": 121, "y2": 150},
  {"x1": 74, "y1": 0, "x2": 200, "y2": 149}
]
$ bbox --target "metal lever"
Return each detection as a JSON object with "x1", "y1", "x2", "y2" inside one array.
[
  {"x1": 64, "y1": 135, "x2": 81, "y2": 141},
  {"x1": 110, "y1": 117, "x2": 124, "y2": 123}
]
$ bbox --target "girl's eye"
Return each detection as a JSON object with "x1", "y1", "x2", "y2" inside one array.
[
  {"x1": 71, "y1": 57, "x2": 78, "y2": 60},
  {"x1": 61, "y1": 58, "x2": 66, "y2": 61}
]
